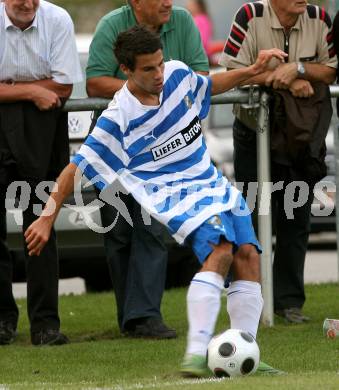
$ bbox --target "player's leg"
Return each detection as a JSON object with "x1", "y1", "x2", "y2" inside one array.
[
  {"x1": 227, "y1": 195, "x2": 263, "y2": 339},
  {"x1": 181, "y1": 217, "x2": 235, "y2": 377},
  {"x1": 186, "y1": 239, "x2": 233, "y2": 356},
  {"x1": 227, "y1": 244, "x2": 263, "y2": 339},
  {"x1": 230, "y1": 196, "x2": 283, "y2": 374}
]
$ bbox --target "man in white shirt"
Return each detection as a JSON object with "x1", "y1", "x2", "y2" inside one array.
[{"x1": 0, "y1": 0, "x2": 82, "y2": 346}]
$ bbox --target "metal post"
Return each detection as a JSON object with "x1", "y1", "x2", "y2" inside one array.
[
  {"x1": 329, "y1": 85, "x2": 339, "y2": 284},
  {"x1": 257, "y1": 91, "x2": 274, "y2": 327},
  {"x1": 335, "y1": 124, "x2": 339, "y2": 283}
]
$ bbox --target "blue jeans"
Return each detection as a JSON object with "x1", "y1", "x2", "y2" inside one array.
[{"x1": 97, "y1": 191, "x2": 168, "y2": 331}]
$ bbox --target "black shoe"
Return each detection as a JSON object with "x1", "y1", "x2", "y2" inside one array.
[
  {"x1": 0, "y1": 321, "x2": 17, "y2": 345},
  {"x1": 31, "y1": 329, "x2": 69, "y2": 346},
  {"x1": 127, "y1": 317, "x2": 177, "y2": 339},
  {"x1": 275, "y1": 307, "x2": 310, "y2": 324}
]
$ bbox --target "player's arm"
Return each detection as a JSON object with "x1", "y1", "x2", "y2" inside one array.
[
  {"x1": 211, "y1": 49, "x2": 287, "y2": 96},
  {"x1": 86, "y1": 70, "x2": 208, "y2": 99},
  {"x1": 230, "y1": 70, "x2": 274, "y2": 86},
  {"x1": 24, "y1": 163, "x2": 81, "y2": 257},
  {"x1": 86, "y1": 71, "x2": 209, "y2": 97}
]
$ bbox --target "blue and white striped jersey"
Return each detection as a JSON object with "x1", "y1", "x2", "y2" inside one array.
[{"x1": 73, "y1": 60, "x2": 241, "y2": 243}]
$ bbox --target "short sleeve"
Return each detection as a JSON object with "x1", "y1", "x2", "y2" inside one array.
[
  {"x1": 316, "y1": 9, "x2": 337, "y2": 68},
  {"x1": 218, "y1": 5, "x2": 257, "y2": 69},
  {"x1": 333, "y1": 11, "x2": 339, "y2": 57},
  {"x1": 72, "y1": 111, "x2": 130, "y2": 190},
  {"x1": 50, "y1": 12, "x2": 82, "y2": 84},
  {"x1": 86, "y1": 18, "x2": 122, "y2": 80},
  {"x1": 188, "y1": 67, "x2": 211, "y2": 120}
]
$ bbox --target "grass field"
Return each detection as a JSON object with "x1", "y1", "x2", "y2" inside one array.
[{"x1": 0, "y1": 283, "x2": 338, "y2": 389}]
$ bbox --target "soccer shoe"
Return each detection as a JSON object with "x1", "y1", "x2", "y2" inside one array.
[
  {"x1": 126, "y1": 317, "x2": 177, "y2": 339},
  {"x1": 256, "y1": 361, "x2": 285, "y2": 375},
  {"x1": 0, "y1": 321, "x2": 17, "y2": 345},
  {"x1": 180, "y1": 354, "x2": 211, "y2": 378},
  {"x1": 31, "y1": 329, "x2": 69, "y2": 346},
  {"x1": 275, "y1": 308, "x2": 311, "y2": 324}
]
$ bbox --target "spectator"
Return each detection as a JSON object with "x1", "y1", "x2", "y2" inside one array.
[
  {"x1": 186, "y1": 0, "x2": 212, "y2": 56},
  {"x1": 332, "y1": 10, "x2": 339, "y2": 116},
  {"x1": 86, "y1": 0, "x2": 209, "y2": 339},
  {"x1": 219, "y1": 0, "x2": 336, "y2": 323},
  {"x1": 0, "y1": 0, "x2": 82, "y2": 345}
]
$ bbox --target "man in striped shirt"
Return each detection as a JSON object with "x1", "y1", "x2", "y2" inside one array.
[
  {"x1": 24, "y1": 26, "x2": 285, "y2": 375},
  {"x1": 219, "y1": 0, "x2": 337, "y2": 324}
]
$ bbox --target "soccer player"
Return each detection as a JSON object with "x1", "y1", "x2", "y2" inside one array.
[{"x1": 24, "y1": 26, "x2": 286, "y2": 376}]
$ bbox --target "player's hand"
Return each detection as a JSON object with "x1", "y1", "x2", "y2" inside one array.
[
  {"x1": 30, "y1": 85, "x2": 61, "y2": 111},
  {"x1": 24, "y1": 217, "x2": 53, "y2": 256},
  {"x1": 289, "y1": 79, "x2": 314, "y2": 98},
  {"x1": 265, "y1": 62, "x2": 299, "y2": 89},
  {"x1": 251, "y1": 49, "x2": 287, "y2": 75}
]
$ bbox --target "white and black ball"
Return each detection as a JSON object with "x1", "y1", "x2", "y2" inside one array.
[{"x1": 207, "y1": 329, "x2": 260, "y2": 378}]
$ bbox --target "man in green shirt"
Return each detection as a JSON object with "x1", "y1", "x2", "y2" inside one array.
[{"x1": 86, "y1": 0, "x2": 209, "y2": 339}]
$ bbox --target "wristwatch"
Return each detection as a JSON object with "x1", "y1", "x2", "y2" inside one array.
[{"x1": 297, "y1": 61, "x2": 306, "y2": 77}]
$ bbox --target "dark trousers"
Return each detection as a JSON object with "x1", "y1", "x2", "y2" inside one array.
[
  {"x1": 0, "y1": 180, "x2": 60, "y2": 334},
  {"x1": 98, "y1": 191, "x2": 168, "y2": 331},
  {"x1": 233, "y1": 119, "x2": 313, "y2": 310}
]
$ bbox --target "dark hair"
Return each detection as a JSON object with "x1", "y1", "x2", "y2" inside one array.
[
  {"x1": 195, "y1": 0, "x2": 208, "y2": 15},
  {"x1": 114, "y1": 25, "x2": 163, "y2": 71}
]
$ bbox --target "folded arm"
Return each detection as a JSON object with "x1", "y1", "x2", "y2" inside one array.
[
  {"x1": 0, "y1": 79, "x2": 72, "y2": 110},
  {"x1": 86, "y1": 76, "x2": 125, "y2": 98},
  {"x1": 265, "y1": 62, "x2": 336, "y2": 88},
  {"x1": 228, "y1": 62, "x2": 336, "y2": 98}
]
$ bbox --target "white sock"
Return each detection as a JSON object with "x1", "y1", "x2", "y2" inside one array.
[
  {"x1": 186, "y1": 271, "x2": 224, "y2": 356},
  {"x1": 227, "y1": 280, "x2": 263, "y2": 339}
]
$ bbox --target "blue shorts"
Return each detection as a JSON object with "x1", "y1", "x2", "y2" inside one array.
[{"x1": 187, "y1": 197, "x2": 261, "y2": 264}]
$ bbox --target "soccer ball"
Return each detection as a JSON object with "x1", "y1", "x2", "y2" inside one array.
[{"x1": 207, "y1": 329, "x2": 260, "y2": 378}]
